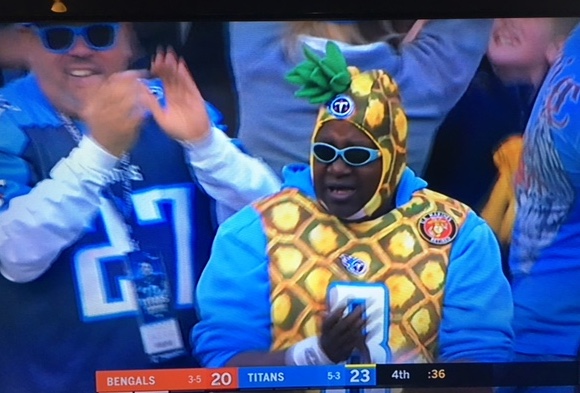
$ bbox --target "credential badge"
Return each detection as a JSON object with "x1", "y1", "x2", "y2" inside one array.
[{"x1": 329, "y1": 95, "x2": 355, "y2": 119}]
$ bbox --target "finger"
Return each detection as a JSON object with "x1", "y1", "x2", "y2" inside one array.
[
  {"x1": 151, "y1": 47, "x2": 173, "y2": 76},
  {"x1": 323, "y1": 305, "x2": 347, "y2": 329},
  {"x1": 339, "y1": 306, "x2": 365, "y2": 327},
  {"x1": 177, "y1": 58, "x2": 202, "y2": 99},
  {"x1": 331, "y1": 309, "x2": 365, "y2": 337},
  {"x1": 335, "y1": 316, "x2": 365, "y2": 340},
  {"x1": 165, "y1": 45, "x2": 178, "y2": 59},
  {"x1": 334, "y1": 329, "x2": 366, "y2": 352}
]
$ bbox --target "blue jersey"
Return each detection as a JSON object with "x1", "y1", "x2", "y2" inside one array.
[
  {"x1": 509, "y1": 25, "x2": 580, "y2": 357},
  {"x1": 0, "y1": 74, "x2": 218, "y2": 392}
]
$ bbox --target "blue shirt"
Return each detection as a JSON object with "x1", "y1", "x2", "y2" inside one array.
[
  {"x1": 0, "y1": 73, "x2": 218, "y2": 392},
  {"x1": 192, "y1": 164, "x2": 514, "y2": 367},
  {"x1": 509, "y1": 25, "x2": 580, "y2": 357}
]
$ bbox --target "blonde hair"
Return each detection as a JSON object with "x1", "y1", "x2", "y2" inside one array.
[{"x1": 282, "y1": 20, "x2": 403, "y2": 61}]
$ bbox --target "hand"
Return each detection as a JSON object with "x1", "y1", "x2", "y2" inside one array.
[
  {"x1": 82, "y1": 70, "x2": 151, "y2": 157},
  {"x1": 319, "y1": 305, "x2": 366, "y2": 363},
  {"x1": 145, "y1": 47, "x2": 211, "y2": 143}
]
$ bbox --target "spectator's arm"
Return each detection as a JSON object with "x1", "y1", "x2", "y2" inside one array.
[
  {"x1": 0, "y1": 135, "x2": 118, "y2": 282},
  {"x1": 183, "y1": 126, "x2": 281, "y2": 223},
  {"x1": 396, "y1": 19, "x2": 493, "y2": 119},
  {"x1": 438, "y1": 212, "x2": 514, "y2": 362},
  {"x1": 191, "y1": 207, "x2": 274, "y2": 366}
]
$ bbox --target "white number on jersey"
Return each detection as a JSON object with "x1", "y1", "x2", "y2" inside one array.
[{"x1": 74, "y1": 185, "x2": 194, "y2": 320}]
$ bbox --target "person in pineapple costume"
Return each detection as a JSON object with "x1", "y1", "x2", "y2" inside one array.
[{"x1": 192, "y1": 42, "x2": 513, "y2": 368}]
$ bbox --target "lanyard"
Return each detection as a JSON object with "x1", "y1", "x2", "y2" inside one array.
[{"x1": 59, "y1": 113, "x2": 140, "y2": 250}]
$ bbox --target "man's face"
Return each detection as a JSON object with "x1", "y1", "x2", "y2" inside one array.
[
  {"x1": 140, "y1": 262, "x2": 153, "y2": 276},
  {"x1": 313, "y1": 120, "x2": 382, "y2": 220},
  {"x1": 487, "y1": 18, "x2": 556, "y2": 82},
  {"x1": 25, "y1": 22, "x2": 135, "y2": 117}
]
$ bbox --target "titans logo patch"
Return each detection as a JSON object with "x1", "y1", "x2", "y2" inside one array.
[
  {"x1": 329, "y1": 95, "x2": 355, "y2": 119},
  {"x1": 339, "y1": 254, "x2": 368, "y2": 276},
  {"x1": 418, "y1": 211, "x2": 457, "y2": 245}
]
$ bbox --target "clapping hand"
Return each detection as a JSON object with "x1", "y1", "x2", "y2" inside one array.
[
  {"x1": 319, "y1": 304, "x2": 367, "y2": 363},
  {"x1": 144, "y1": 47, "x2": 211, "y2": 143}
]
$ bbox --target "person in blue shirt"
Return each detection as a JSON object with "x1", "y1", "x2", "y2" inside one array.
[
  {"x1": 0, "y1": 21, "x2": 280, "y2": 393},
  {"x1": 502, "y1": 22, "x2": 580, "y2": 393},
  {"x1": 229, "y1": 19, "x2": 493, "y2": 179},
  {"x1": 192, "y1": 42, "x2": 513, "y2": 373}
]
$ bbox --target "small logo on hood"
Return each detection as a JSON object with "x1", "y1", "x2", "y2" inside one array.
[{"x1": 329, "y1": 95, "x2": 354, "y2": 119}]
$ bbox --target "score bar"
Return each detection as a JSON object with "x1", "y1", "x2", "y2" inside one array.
[
  {"x1": 96, "y1": 367, "x2": 239, "y2": 392},
  {"x1": 96, "y1": 362, "x2": 579, "y2": 392},
  {"x1": 96, "y1": 364, "x2": 377, "y2": 392}
]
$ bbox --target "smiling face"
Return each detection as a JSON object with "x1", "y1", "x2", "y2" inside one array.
[
  {"x1": 487, "y1": 18, "x2": 558, "y2": 86},
  {"x1": 24, "y1": 22, "x2": 136, "y2": 117},
  {"x1": 313, "y1": 120, "x2": 384, "y2": 219}
]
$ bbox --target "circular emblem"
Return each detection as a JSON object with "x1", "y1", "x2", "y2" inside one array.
[
  {"x1": 418, "y1": 211, "x2": 457, "y2": 245},
  {"x1": 339, "y1": 254, "x2": 368, "y2": 277},
  {"x1": 328, "y1": 95, "x2": 355, "y2": 118}
]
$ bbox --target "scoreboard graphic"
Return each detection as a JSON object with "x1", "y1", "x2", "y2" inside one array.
[{"x1": 96, "y1": 362, "x2": 580, "y2": 392}]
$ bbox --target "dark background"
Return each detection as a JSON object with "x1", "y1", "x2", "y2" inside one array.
[{"x1": 1, "y1": 0, "x2": 580, "y2": 22}]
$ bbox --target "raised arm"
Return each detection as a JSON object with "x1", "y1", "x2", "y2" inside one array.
[
  {"x1": 146, "y1": 49, "x2": 281, "y2": 222},
  {"x1": 396, "y1": 19, "x2": 493, "y2": 119}
]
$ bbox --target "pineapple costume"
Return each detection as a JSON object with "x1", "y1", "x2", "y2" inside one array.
[{"x1": 192, "y1": 42, "x2": 513, "y2": 368}]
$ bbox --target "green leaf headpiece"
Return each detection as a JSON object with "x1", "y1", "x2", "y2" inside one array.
[{"x1": 285, "y1": 41, "x2": 352, "y2": 105}]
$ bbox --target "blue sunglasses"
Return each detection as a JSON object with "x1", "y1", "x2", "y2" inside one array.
[
  {"x1": 312, "y1": 142, "x2": 381, "y2": 167},
  {"x1": 30, "y1": 23, "x2": 120, "y2": 54}
]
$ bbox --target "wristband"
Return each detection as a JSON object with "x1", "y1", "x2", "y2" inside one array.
[{"x1": 285, "y1": 336, "x2": 334, "y2": 366}]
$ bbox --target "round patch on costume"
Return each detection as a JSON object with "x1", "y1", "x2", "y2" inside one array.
[
  {"x1": 339, "y1": 254, "x2": 368, "y2": 276},
  {"x1": 418, "y1": 211, "x2": 457, "y2": 245},
  {"x1": 328, "y1": 95, "x2": 355, "y2": 118}
]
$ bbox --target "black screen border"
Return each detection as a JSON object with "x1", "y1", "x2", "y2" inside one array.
[{"x1": 1, "y1": 0, "x2": 580, "y2": 22}]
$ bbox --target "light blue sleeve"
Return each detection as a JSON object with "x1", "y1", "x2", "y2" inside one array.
[
  {"x1": 229, "y1": 21, "x2": 285, "y2": 67},
  {"x1": 184, "y1": 127, "x2": 281, "y2": 224},
  {"x1": 438, "y1": 212, "x2": 514, "y2": 362},
  {"x1": 0, "y1": 111, "x2": 33, "y2": 206},
  {"x1": 0, "y1": 119, "x2": 118, "y2": 282},
  {"x1": 395, "y1": 19, "x2": 492, "y2": 175},
  {"x1": 396, "y1": 19, "x2": 493, "y2": 120},
  {"x1": 191, "y1": 206, "x2": 273, "y2": 367}
]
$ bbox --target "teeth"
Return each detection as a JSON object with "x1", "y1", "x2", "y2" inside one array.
[
  {"x1": 69, "y1": 70, "x2": 94, "y2": 77},
  {"x1": 330, "y1": 187, "x2": 354, "y2": 193}
]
